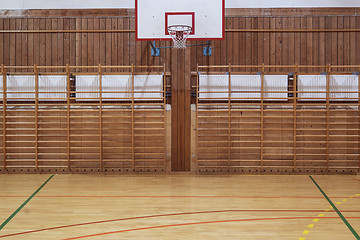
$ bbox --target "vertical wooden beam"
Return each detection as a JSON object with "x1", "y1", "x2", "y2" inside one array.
[
  {"x1": 260, "y1": 64, "x2": 264, "y2": 171},
  {"x1": 326, "y1": 64, "x2": 330, "y2": 171},
  {"x1": 171, "y1": 47, "x2": 191, "y2": 171},
  {"x1": 98, "y1": 64, "x2": 103, "y2": 171},
  {"x1": 34, "y1": 65, "x2": 39, "y2": 170},
  {"x1": 131, "y1": 64, "x2": 135, "y2": 171},
  {"x1": 358, "y1": 66, "x2": 360, "y2": 172},
  {"x1": 293, "y1": 65, "x2": 298, "y2": 171},
  {"x1": 162, "y1": 64, "x2": 167, "y2": 169},
  {"x1": 195, "y1": 65, "x2": 199, "y2": 171},
  {"x1": 228, "y1": 64, "x2": 231, "y2": 171},
  {"x1": 66, "y1": 64, "x2": 71, "y2": 171},
  {"x1": 1, "y1": 64, "x2": 7, "y2": 170}
]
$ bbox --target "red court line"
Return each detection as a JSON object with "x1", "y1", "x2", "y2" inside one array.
[
  {"x1": 1, "y1": 209, "x2": 360, "y2": 238},
  {"x1": 353, "y1": 178, "x2": 360, "y2": 182},
  {"x1": 62, "y1": 217, "x2": 360, "y2": 240},
  {"x1": 0, "y1": 195, "x2": 359, "y2": 199}
]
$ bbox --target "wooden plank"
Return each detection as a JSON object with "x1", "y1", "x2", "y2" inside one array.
[
  {"x1": 343, "y1": 17, "x2": 350, "y2": 68},
  {"x1": 232, "y1": 17, "x2": 239, "y2": 65},
  {"x1": 51, "y1": 18, "x2": 58, "y2": 71},
  {"x1": 239, "y1": 17, "x2": 245, "y2": 65},
  {"x1": 300, "y1": 17, "x2": 307, "y2": 66},
  {"x1": 337, "y1": 16, "x2": 344, "y2": 71},
  {"x1": 282, "y1": 17, "x2": 289, "y2": 67},
  {"x1": 258, "y1": 17, "x2": 264, "y2": 65},
  {"x1": 294, "y1": 17, "x2": 301, "y2": 65},
  {"x1": 129, "y1": 16, "x2": 135, "y2": 66},
  {"x1": 88, "y1": 18, "x2": 94, "y2": 68},
  {"x1": 3, "y1": 19, "x2": 10, "y2": 65},
  {"x1": 331, "y1": 17, "x2": 338, "y2": 65},
  {"x1": 319, "y1": 16, "x2": 326, "y2": 66},
  {"x1": 93, "y1": 18, "x2": 100, "y2": 65},
  {"x1": 306, "y1": 17, "x2": 313, "y2": 67},
  {"x1": 263, "y1": 17, "x2": 270, "y2": 66},
  {"x1": 69, "y1": 18, "x2": 76, "y2": 67},
  {"x1": 184, "y1": 47, "x2": 191, "y2": 171},
  {"x1": 269, "y1": 17, "x2": 276, "y2": 68},
  {"x1": 15, "y1": 19, "x2": 22, "y2": 68},
  {"x1": 105, "y1": 18, "x2": 112, "y2": 70},
  {"x1": 275, "y1": 17, "x2": 282, "y2": 71},
  {"x1": 45, "y1": 19, "x2": 52, "y2": 69},
  {"x1": 57, "y1": 18, "x2": 64, "y2": 67},
  {"x1": 251, "y1": 17, "x2": 258, "y2": 68},
  {"x1": 288, "y1": 17, "x2": 295, "y2": 65},
  {"x1": 27, "y1": 19, "x2": 34, "y2": 67},
  {"x1": 111, "y1": 18, "x2": 118, "y2": 69},
  {"x1": 349, "y1": 17, "x2": 356, "y2": 65},
  {"x1": 356, "y1": 17, "x2": 360, "y2": 66},
  {"x1": 75, "y1": 18, "x2": 82, "y2": 71},
  {"x1": 63, "y1": 18, "x2": 70, "y2": 65},
  {"x1": 225, "y1": 17, "x2": 232, "y2": 65},
  {"x1": 123, "y1": 17, "x2": 130, "y2": 66},
  {"x1": 81, "y1": 19, "x2": 88, "y2": 71},
  {"x1": 118, "y1": 18, "x2": 124, "y2": 69},
  {"x1": 0, "y1": 19, "x2": 3, "y2": 64},
  {"x1": 245, "y1": 17, "x2": 252, "y2": 71},
  {"x1": 99, "y1": 18, "x2": 106, "y2": 66},
  {"x1": 312, "y1": 17, "x2": 319, "y2": 66},
  {"x1": 171, "y1": 48, "x2": 178, "y2": 170},
  {"x1": 39, "y1": 19, "x2": 46, "y2": 66}
]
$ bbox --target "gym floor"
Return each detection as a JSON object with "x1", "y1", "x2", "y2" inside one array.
[{"x1": 0, "y1": 174, "x2": 359, "y2": 239}]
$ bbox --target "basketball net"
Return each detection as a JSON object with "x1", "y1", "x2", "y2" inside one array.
[{"x1": 167, "y1": 25, "x2": 192, "y2": 49}]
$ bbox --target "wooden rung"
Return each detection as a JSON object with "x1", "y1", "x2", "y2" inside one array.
[
  {"x1": 6, "y1": 154, "x2": 35, "y2": 156},
  {"x1": 37, "y1": 159, "x2": 68, "y2": 162},
  {"x1": 70, "y1": 153, "x2": 100, "y2": 156},
  {"x1": 5, "y1": 166, "x2": 35, "y2": 168},
  {"x1": 69, "y1": 159, "x2": 101, "y2": 162},
  {"x1": 6, "y1": 159, "x2": 35, "y2": 161}
]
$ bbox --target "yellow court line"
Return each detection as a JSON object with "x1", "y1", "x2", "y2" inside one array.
[{"x1": 298, "y1": 191, "x2": 360, "y2": 239}]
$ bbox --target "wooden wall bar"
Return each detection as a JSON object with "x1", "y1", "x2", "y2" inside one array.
[
  {"x1": 0, "y1": 65, "x2": 167, "y2": 173},
  {"x1": 196, "y1": 64, "x2": 360, "y2": 174},
  {"x1": 0, "y1": 8, "x2": 360, "y2": 71}
]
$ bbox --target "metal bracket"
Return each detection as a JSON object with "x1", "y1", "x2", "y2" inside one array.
[
  {"x1": 149, "y1": 41, "x2": 160, "y2": 57},
  {"x1": 203, "y1": 41, "x2": 212, "y2": 56}
]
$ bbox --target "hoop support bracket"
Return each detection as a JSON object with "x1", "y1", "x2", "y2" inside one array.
[{"x1": 149, "y1": 40, "x2": 212, "y2": 56}]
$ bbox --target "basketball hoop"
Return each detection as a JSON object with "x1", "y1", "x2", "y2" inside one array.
[{"x1": 167, "y1": 25, "x2": 192, "y2": 49}]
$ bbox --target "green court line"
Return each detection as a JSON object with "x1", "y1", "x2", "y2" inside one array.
[
  {"x1": 0, "y1": 174, "x2": 54, "y2": 231},
  {"x1": 309, "y1": 176, "x2": 360, "y2": 240}
]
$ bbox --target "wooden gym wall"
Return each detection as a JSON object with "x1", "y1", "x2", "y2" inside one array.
[
  {"x1": 0, "y1": 8, "x2": 360, "y2": 70},
  {"x1": 0, "y1": 8, "x2": 359, "y2": 174}
]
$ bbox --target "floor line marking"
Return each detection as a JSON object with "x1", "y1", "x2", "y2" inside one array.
[
  {"x1": 0, "y1": 175, "x2": 54, "y2": 231},
  {"x1": 309, "y1": 175, "x2": 360, "y2": 240},
  {"x1": 0, "y1": 195, "x2": 359, "y2": 199},
  {"x1": 61, "y1": 217, "x2": 360, "y2": 240},
  {"x1": 0, "y1": 209, "x2": 351, "y2": 238}
]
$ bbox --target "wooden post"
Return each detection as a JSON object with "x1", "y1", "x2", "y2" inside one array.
[
  {"x1": 163, "y1": 64, "x2": 167, "y2": 169},
  {"x1": 171, "y1": 47, "x2": 191, "y2": 171},
  {"x1": 1, "y1": 64, "x2": 7, "y2": 171},
  {"x1": 34, "y1": 65, "x2": 39, "y2": 170},
  {"x1": 228, "y1": 64, "x2": 231, "y2": 171},
  {"x1": 293, "y1": 65, "x2": 298, "y2": 171},
  {"x1": 98, "y1": 64, "x2": 103, "y2": 171},
  {"x1": 358, "y1": 66, "x2": 360, "y2": 172},
  {"x1": 260, "y1": 64, "x2": 264, "y2": 171},
  {"x1": 131, "y1": 64, "x2": 135, "y2": 171},
  {"x1": 66, "y1": 64, "x2": 71, "y2": 171},
  {"x1": 326, "y1": 64, "x2": 330, "y2": 171}
]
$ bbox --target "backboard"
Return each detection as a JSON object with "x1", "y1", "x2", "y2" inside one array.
[{"x1": 135, "y1": 0, "x2": 225, "y2": 41}]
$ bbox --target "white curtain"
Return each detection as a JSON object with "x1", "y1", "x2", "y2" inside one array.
[{"x1": 38, "y1": 75, "x2": 67, "y2": 100}]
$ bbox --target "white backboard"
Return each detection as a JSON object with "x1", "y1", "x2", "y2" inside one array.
[{"x1": 136, "y1": 0, "x2": 224, "y2": 41}]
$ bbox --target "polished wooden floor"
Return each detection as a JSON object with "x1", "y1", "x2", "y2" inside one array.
[{"x1": 0, "y1": 174, "x2": 360, "y2": 239}]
